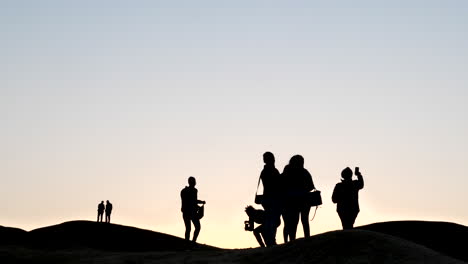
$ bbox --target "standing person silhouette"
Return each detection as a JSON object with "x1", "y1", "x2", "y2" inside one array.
[
  {"x1": 181, "y1": 176, "x2": 206, "y2": 243},
  {"x1": 259, "y1": 151, "x2": 281, "y2": 247},
  {"x1": 282, "y1": 155, "x2": 315, "y2": 242},
  {"x1": 105, "y1": 200, "x2": 113, "y2": 223},
  {"x1": 97, "y1": 201, "x2": 105, "y2": 222},
  {"x1": 332, "y1": 167, "x2": 364, "y2": 229}
]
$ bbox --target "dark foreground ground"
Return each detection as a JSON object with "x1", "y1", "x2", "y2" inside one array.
[{"x1": 1, "y1": 220, "x2": 467, "y2": 264}]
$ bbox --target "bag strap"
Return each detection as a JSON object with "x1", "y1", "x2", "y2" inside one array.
[
  {"x1": 310, "y1": 206, "x2": 319, "y2": 222},
  {"x1": 255, "y1": 176, "x2": 261, "y2": 195}
]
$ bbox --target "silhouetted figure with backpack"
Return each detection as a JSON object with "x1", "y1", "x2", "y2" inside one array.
[
  {"x1": 97, "y1": 201, "x2": 105, "y2": 222},
  {"x1": 332, "y1": 167, "x2": 364, "y2": 229},
  {"x1": 281, "y1": 155, "x2": 315, "y2": 242},
  {"x1": 258, "y1": 151, "x2": 282, "y2": 247},
  {"x1": 105, "y1": 200, "x2": 113, "y2": 223},
  {"x1": 244, "y1": 205, "x2": 267, "y2": 247},
  {"x1": 181, "y1": 176, "x2": 206, "y2": 242}
]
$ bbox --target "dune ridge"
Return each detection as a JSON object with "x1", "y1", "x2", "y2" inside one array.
[
  {"x1": 358, "y1": 220, "x2": 468, "y2": 262},
  {"x1": 1, "y1": 220, "x2": 467, "y2": 263}
]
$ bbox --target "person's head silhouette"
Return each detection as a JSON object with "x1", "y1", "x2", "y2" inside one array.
[
  {"x1": 263, "y1": 152, "x2": 275, "y2": 166},
  {"x1": 290, "y1": 155, "x2": 304, "y2": 168},
  {"x1": 188, "y1": 176, "x2": 196, "y2": 187},
  {"x1": 245, "y1": 205, "x2": 255, "y2": 216},
  {"x1": 101, "y1": 201, "x2": 104, "y2": 204},
  {"x1": 341, "y1": 167, "x2": 353, "y2": 181}
]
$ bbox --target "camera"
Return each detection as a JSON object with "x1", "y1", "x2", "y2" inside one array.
[{"x1": 244, "y1": 220, "x2": 254, "y2": 231}]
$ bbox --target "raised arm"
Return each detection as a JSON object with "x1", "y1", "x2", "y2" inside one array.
[{"x1": 356, "y1": 171, "x2": 364, "y2": 190}]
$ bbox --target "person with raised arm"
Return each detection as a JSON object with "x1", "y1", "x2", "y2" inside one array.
[{"x1": 332, "y1": 167, "x2": 364, "y2": 229}]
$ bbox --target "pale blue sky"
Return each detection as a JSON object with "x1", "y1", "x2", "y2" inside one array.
[{"x1": 1, "y1": 1, "x2": 467, "y2": 248}]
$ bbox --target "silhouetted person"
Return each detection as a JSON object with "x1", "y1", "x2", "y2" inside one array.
[
  {"x1": 98, "y1": 201, "x2": 104, "y2": 222},
  {"x1": 105, "y1": 200, "x2": 113, "y2": 223},
  {"x1": 282, "y1": 155, "x2": 315, "y2": 242},
  {"x1": 332, "y1": 167, "x2": 364, "y2": 229},
  {"x1": 181, "y1": 176, "x2": 206, "y2": 242},
  {"x1": 244, "y1": 205, "x2": 266, "y2": 247},
  {"x1": 259, "y1": 151, "x2": 282, "y2": 247}
]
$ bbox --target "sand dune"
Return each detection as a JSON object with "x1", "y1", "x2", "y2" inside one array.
[
  {"x1": 358, "y1": 220, "x2": 468, "y2": 262},
  {"x1": 28, "y1": 221, "x2": 216, "y2": 251},
  {"x1": 0, "y1": 220, "x2": 466, "y2": 263}
]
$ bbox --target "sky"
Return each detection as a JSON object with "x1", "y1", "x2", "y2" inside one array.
[{"x1": 1, "y1": 0, "x2": 467, "y2": 248}]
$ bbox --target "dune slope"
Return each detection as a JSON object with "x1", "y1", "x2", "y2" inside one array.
[
  {"x1": 358, "y1": 221, "x2": 468, "y2": 262},
  {"x1": 0, "y1": 226, "x2": 27, "y2": 245},
  {"x1": 6, "y1": 221, "x2": 217, "y2": 251},
  {"x1": 1, "y1": 220, "x2": 467, "y2": 263},
  {"x1": 0, "y1": 229, "x2": 465, "y2": 264}
]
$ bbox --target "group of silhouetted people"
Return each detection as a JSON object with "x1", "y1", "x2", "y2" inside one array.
[
  {"x1": 249, "y1": 152, "x2": 315, "y2": 247},
  {"x1": 245, "y1": 152, "x2": 364, "y2": 247},
  {"x1": 179, "y1": 151, "x2": 364, "y2": 247},
  {"x1": 97, "y1": 200, "x2": 113, "y2": 223}
]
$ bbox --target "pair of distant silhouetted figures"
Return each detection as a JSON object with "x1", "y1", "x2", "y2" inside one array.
[
  {"x1": 245, "y1": 152, "x2": 364, "y2": 247},
  {"x1": 97, "y1": 200, "x2": 113, "y2": 223}
]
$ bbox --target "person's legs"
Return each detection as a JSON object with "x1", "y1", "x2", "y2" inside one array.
[
  {"x1": 282, "y1": 213, "x2": 289, "y2": 243},
  {"x1": 262, "y1": 202, "x2": 277, "y2": 247},
  {"x1": 338, "y1": 211, "x2": 353, "y2": 229},
  {"x1": 192, "y1": 217, "x2": 201, "y2": 242},
  {"x1": 349, "y1": 211, "x2": 358, "y2": 229},
  {"x1": 289, "y1": 209, "x2": 300, "y2": 241},
  {"x1": 270, "y1": 201, "x2": 281, "y2": 245},
  {"x1": 282, "y1": 202, "x2": 296, "y2": 243},
  {"x1": 183, "y1": 214, "x2": 192, "y2": 240},
  {"x1": 338, "y1": 211, "x2": 346, "y2": 229},
  {"x1": 254, "y1": 225, "x2": 266, "y2": 247},
  {"x1": 344, "y1": 216, "x2": 353, "y2": 229},
  {"x1": 107, "y1": 213, "x2": 111, "y2": 223},
  {"x1": 300, "y1": 205, "x2": 311, "y2": 237}
]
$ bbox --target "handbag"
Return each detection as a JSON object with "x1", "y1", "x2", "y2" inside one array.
[
  {"x1": 306, "y1": 190, "x2": 322, "y2": 207},
  {"x1": 254, "y1": 176, "x2": 263, "y2": 205},
  {"x1": 196, "y1": 204, "x2": 204, "y2": 219}
]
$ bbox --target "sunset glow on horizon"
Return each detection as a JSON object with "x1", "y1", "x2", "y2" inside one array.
[{"x1": 1, "y1": 1, "x2": 467, "y2": 249}]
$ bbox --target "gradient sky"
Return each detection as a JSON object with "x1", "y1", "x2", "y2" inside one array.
[{"x1": 1, "y1": 1, "x2": 467, "y2": 248}]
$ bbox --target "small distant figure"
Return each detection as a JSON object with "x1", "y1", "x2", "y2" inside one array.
[
  {"x1": 258, "y1": 151, "x2": 281, "y2": 247},
  {"x1": 244, "y1": 205, "x2": 266, "y2": 247},
  {"x1": 97, "y1": 201, "x2": 105, "y2": 222},
  {"x1": 105, "y1": 200, "x2": 113, "y2": 223},
  {"x1": 332, "y1": 167, "x2": 364, "y2": 229},
  {"x1": 181, "y1": 176, "x2": 206, "y2": 243}
]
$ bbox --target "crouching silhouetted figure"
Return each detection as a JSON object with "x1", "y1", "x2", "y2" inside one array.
[
  {"x1": 181, "y1": 176, "x2": 206, "y2": 242},
  {"x1": 245, "y1": 206, "x2": 267, "y2": 247},
  {"x1": 97, "y1": 201, "x2": 105, "y2": 222},
  {"x1": 332, "y1": 167, "x2": 364, "y2": 229}
]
